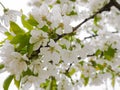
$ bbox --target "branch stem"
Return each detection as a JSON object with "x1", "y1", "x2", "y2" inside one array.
[{"x1": 0, "y1": 2, "x2": 6, "y2": 10}]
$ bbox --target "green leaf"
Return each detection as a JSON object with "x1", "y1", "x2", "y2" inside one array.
[
  {"x1": 67, "y1": 11, "x2": 77, "y2": 16},
  {"x1": 40, "y1": 79, "x2": 50, "y2": 89},
  {"x1": 27, "y1": 14, "x2": 39, "y2": 26},
  {"x1": 14, "y1": 78, "x2": 20, "y2": 89},
  {"x1": 41, "y1": 25, "x2": 49, "y2": 32},
  {"x1": 46, "y1": 77, "x2": 57, "y2": 90},
  {"x1": 21, "y1": 15, "x2": 33, "y2": 30},
  {"x1": 10, "y1": 34, "x2": 30, "y2": 51},
  {"x1": 79, "y1": 61, "x2": 84, "y2": 66},
  {"x1": 27, "y1": 44, "x2": 34, "y2": 57},
  {"x1": 90, "y1": 60, "x2": 97, "y2": 67},
  {"x1": 81, "y1": 74, "x2": 89, "y2": 86},
  {"x1": 22, "y1": 68, "x2": 38, "y2": 77},
  {"x1": 70, "y1": 0, "x2": 76, "y2": 2},
  {"x1": 5, "y1": 32, "x2": 14, "y2": 40},
  {"x1": 95, "y1": 49, "x2": 102, "y2": 57},
  {"x1": 0, "y1": 64, "x2": 4, "y2": 70},
  {"x1": 111, "y1": 74, "x2": 115, "y2": 87},
  {"x1": 10, "y1": 21, "x2": 25, "y2": 35},
  {"x1": 56, "y1": 0, "x2": 61, "y2": 4},
  {"x1": 94, "y1": 15, "x2": 101, "y2": 26},
  {"x1": 103, "y1": 46, "x2": 116, "y2": 60},
  {"x1": 60, "y1": 44, "x2": 67, "y2": 49},
  {"x1": 69, "y1": 68, "x2": 76, "y2": 76},
  {"x1": 3, "y1": 75, "x2": 14, "y2": 90},
  {"x1": 76, "y1": 38, "x2": 81, "y2": 43},
  {"x1": 92, "y1": 29, "x2": 98, "y2": 35},
  {"x1": 96, "y1": 64, "x2": 104, "y2": 70},
  {"x1": 40, "y1": 77, "x2": 57, "y2": 90},
  {"x1": 0, "y1": 40, "x2": 5, "y2": 47},
  {"x1": 84, "y1": 77, "x2": 89, "y2": 86}
]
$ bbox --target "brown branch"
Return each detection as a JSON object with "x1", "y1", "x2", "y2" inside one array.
[
  {"x1": 66, "y1": 63, "x2": 73, "y2": 73},
  {"x1": 55, "y1": 0, "x2": 120, "y2": 41},
  {"x1": 84, "y1": 34, "x2": 98, "y2": 40},
  {"x1": 73, "y1": 0, "x2": 115, "y2": 32},
  {"x1": 112, "y1": 0, "x2": 120, "y2": 11},
  {"x1": 29, "y1": 0, "x2": 120, "y2": 59}
]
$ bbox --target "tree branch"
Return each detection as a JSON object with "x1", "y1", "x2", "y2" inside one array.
[
  {"x1": 73, "y1": 0, "x2": 115, "y2": 32},
  {"x1": 29, "y1": 0, "x2": 120, "y2": 59},
  {"x1": 84, "y1": 34, "x2": 98, "y2": 40},
  {"x1": 112, "y1": 0, "x2": 120, "y2": 11},
  {"x1": 55, "y1": 0, "x2": 120, "y2": 42}
]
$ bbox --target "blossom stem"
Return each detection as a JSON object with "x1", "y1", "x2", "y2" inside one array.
[
  {"x1": 0, "y1": 2, "x2": 6, "y2": 10},
  {"x1": 66, "y1": 63, "x2": 73, "y2": 73}
]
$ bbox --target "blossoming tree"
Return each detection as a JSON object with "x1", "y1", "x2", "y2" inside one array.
[{"x1": 0, "y1": 0, "x2": 120, "y2": 90}]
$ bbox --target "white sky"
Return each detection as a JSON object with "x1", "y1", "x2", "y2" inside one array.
[{"x1": 0, "y1": 0, "x2": 120, "y2": 90}]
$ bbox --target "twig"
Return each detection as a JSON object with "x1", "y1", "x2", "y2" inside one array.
[
  {"x1": 84, "y1": 34, "x2": 98, "y2": 40},
  {"x1": 73, "y1": 0, "x2": 115, "y2": 32},
  {"x1": 112, "y1": 0, "x2": 120, "y2": 11},
  {"x1": 29, "y1": 0, "x2": 120, "y2": 59},
  {"x1": 66, "y1": 63, "x2": 73, "y2": 73},
  {"x1": 0, "y1": 2, "x2": 6, "y2": 10},
  {"x1": 55, "y1": 0, "x2": 120, "y2": 41}
]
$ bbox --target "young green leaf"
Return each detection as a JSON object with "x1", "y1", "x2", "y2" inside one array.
[
  {"x1": 81, "y1": 74, "x2": 89, "y2": 86},
  {"x1": 41, "y1": 25, "x2": 49, "y2": 32},
  {"x1": 10, "y1": 21, "x2": 25, "y2": 35},
  {"x1": 67, "y1": 11, "x2": 77, "y2": 16},
  {"x1": 70, "y1": 0, "x2": 76, "y2": 2},
  {"x1": 21, "y1": 15, "x2": 33, "y2": 30},
  {"x1": 4, "y1": 32, "x2": 14, "y2": 41},
  {"x1": 3, "y1": 75, "x2": 14, "y2": 90},
  {"x1": 27, "y1": 44, "x2": 34, "y2": 57},
  {"x1": 94, "y1": 15, "x2": 101, "y2": 26},
  {"x1": 46, "y1": 77, "x2": 57, "y2": 90},
  {"x1": 14, "y1": 77, "x2": 20, "y2": 89},
  {"x1": 111, "y1": 74, "x2": 115, "y2": 88},
  {"x1": 0, "y1": 40, "x2": 5, "y2": 47},
  {"x1": 0, "y1": 64, "x2": 4, "y2": 70},
  {"x1": 27, "y1": 14, "x2": 39, "y2": 26},
  {"x1": 95, "y1": 49, "x2": 102, "y2": 57},
  {"x1": 103, "y1": 46, "x2": 116, "y2": 61},
  {"x1": 10, "y1": 34, "x2": 30, "y2": 51},
  {"x1": 84, "y1": 77, "x2": 89, "y2": 86},
  {"x1": 69, "y1": 68, "x2": 76, "y2": 76},
  {"x1": 22, "y1": 68, "x2": 38, "y2": 77},
  {"x1": 40, "y1": 79, "x2": 50, "y2": 89}
]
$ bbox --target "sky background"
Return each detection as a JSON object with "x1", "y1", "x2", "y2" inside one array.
[{"x1": 0, "y1": 0, "x2": 120, "y2": 90}]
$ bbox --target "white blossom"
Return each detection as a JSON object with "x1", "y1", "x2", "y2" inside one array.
[
  {"x1": 30, "y1": 30, "x2": 49, "y2": 50},
  {"x1": 63, "y1": 16, "x2": 73, "y2": 33},
  {"x1": 0, "y1": 24, "x2": 7, "y2": 34},
  {"x1": 61, "y1": 49, "x2": 78, "y2": 64},
  {"x1": 28, "y1": 58, "x2": 42, "y2": 74},
  {"x1": 30, "y1": 4, "x2": 49, "y2": 28},
  {"x1": 49, "y1": 5, "x2": 62, "y2": 28},
  {"x1": 0, "y1": 41, "x2": 27, "y2": 80},
  {"x1": 40, "y1": 39, "x2": 62, "y2": 64},
  {"x1": 0, "y1": 10, "x2": 21, "y2": 26},
  {"x1": 21, "y1": 75, "x2": 39, "y2": 90}
]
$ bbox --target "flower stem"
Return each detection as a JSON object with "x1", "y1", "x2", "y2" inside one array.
[
  {"x1": 0, "y1": 2, "x2": 6, "y2": 9},
  {"x1": 0, "y1": 2, "x2": 8, "y2": 12}
]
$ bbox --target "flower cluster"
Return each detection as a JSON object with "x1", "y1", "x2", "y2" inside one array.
[{"x1": 0, "y1": 0, "x2": 120, "y2": 90}]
